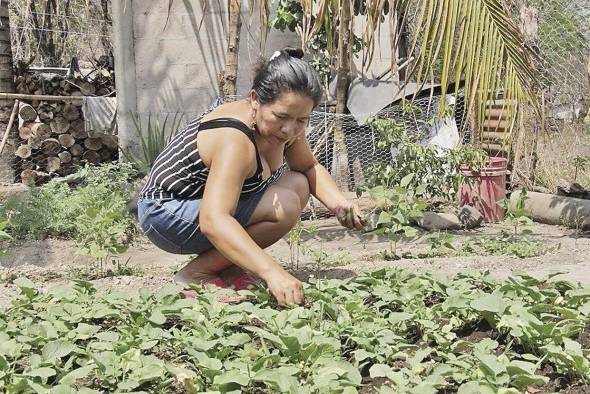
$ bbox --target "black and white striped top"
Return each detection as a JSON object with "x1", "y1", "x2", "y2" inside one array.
[{"x1": 140, "y1": 116, "x2": 286, "y2": 200}]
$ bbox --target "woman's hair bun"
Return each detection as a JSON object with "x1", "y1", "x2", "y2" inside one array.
[{"x1": 283, "y1": 47, "x2": 304, "y2": 59}]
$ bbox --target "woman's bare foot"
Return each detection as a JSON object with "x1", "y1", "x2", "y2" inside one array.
[{"x1": 174, "y1": 267, "x2": 223, "y2": 286}]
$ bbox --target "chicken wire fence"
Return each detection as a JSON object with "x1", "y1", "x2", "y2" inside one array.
[
  {"x1": 9, "y1": 2, "x2": 112, "y2": 67},
  {"x1": 524, "y1": 0, "x2": 590, "y2": 123},
  {"x1": 307, "y1": 93, "x2": 466, "y2": 193}
]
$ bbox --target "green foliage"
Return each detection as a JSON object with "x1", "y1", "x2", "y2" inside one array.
[
  {"x1": 0, "y1": 163, "x2": 137, "y2": 258},
  {"x1": 369, "y1": 174, "x2": 429, "y2": 257},
  {"x1": 0, "y1": 220, "x2": 12, "y2": 257},
  {"x1": 460, "y1": 232, "x2": 550, "y2": 259},
  {"x1": 270, "y1": 0, "x2": 303, "y2": 31},
  {"x1": 122, "y1": 112, "x2": 183, "y2": 176},
  {"x1": 2, "y1": 268, "x2": 590, "y2": 392},
  {"x1": 68, "y1": 257, "x2": 143, "y2": 281},
  {"x1": 286, "y1": 220, "x2": 318, "y2": 270},
  {"x1": 500, "y1": 190, "x2": 533, "y2": 237},
  {"x1": 366, "y1": 117, "x2": 488, "y2": 202}
]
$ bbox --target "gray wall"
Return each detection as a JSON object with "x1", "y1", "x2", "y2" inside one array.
[{"x1": 113, "y1": 0, "x2": 299, "y2": 153}]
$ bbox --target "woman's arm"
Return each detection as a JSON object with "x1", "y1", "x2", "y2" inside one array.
[
  {"x1": 286, "y1": 137, "x2": 365, "y2": 229},
  {"x1": 199, "y1": 130, "x2": 303, "y2": 305}
]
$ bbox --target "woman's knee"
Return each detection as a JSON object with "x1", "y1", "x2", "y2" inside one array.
[{"x1": 276, "y1": 171, "x2": 310, "y2": 209}]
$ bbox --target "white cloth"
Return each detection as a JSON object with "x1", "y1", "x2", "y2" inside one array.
[{"x1": 82, "y1": 97, "x2": 117, "y2": 133}]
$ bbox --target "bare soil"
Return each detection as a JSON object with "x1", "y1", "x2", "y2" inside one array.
[{"x1": 1, "y1": 217, "x2": 589, "y2": 307}]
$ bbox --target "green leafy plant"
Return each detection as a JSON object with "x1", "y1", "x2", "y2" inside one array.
[
  {"x1": 369, "y1": 174, "x2": 428, "y2": 258},
  {"x1": 423, "y1": 230, "x2": 456, "y2": 257},
  {"x1": 0, "y1": 163, "x2": 137, "y2": 258},
  {"x1": 286, "y1": 220, "x2": 318, "y2": 270},
  {"x1": 122, "y1": 112, "x2": 184, "y2": 176},
  {"x1": 3, "y1": 267, "x2": 590, "y2": 392},
  {"x1": 500, "y1": 190, "x2": 533, "y2": 237},
  {"x1": 68, "y1": 257, "x2": 143, "y2": 281},
  {"x1": 460, "y1": 233, "x2": 550, "y2": 258},
  {"x1": 366, "y1": 117, "x2": 488, "y2": 202},
  {"x1": 0, "y1": 220, "x2": 12, "y2": 257}
]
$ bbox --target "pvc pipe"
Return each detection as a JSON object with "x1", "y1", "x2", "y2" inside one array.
[{"x1": 510, "y1": 190, "x2": 590, "y2": 229}]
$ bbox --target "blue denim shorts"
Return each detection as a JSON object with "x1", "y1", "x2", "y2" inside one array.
[{"x1": 137, "y1": 192, "x2": 265, "y2": 255}]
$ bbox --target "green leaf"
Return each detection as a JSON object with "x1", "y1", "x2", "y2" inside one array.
[
  {"x1": 26, "y1": 367, "x2": 56, "y2": 379},
  {"x1": 148, "y1": 310, "x2": 166, "y2": 325},
  {"x1": 400, "y1": 173, "x2": 415, "y2": 188},
  {"x1": 213, "y1": 370, "x2": 250, "y2": 386},
  {"x1": 476, "y1": 354, "x2": 506, "y2": 377},
  {"x1": 42, "y1": 340, "x2": 76, "y2": 362},
  {"x1": 377, "y1": 211, "x2": 392, "y2": 225},
  {"x1": 457, "y1": 381, "x2": 496, "y2": 394},
  {"x1": 369, "y1": 363, "x2": 395, "y2": 379},
  {"x1": 59, "y1": 365, "x2": 96, "y2": 385},
  {"x1": 471, "y1": 292, "x2": 506, "y2": 314}
]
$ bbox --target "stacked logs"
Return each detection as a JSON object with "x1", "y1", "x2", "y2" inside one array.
[
  {"x1": 15, "y1": 102, "x2": 119, "y2": 185},
  {"x1": 15, "y1": 63, "x2": 114, "y2": 97},
  {"x1": 15, "y1": 70, "x2": 118, "y2": 185},
  {"x1": 13, "y1": 68, "x2": 117, "y2": 185}
]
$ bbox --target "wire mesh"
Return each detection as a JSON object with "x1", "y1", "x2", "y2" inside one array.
[
  {"x1": 307, "y1": 93, "x2": 466, "y2": 193},
  {"x1": 526, "y1": 0, "x2": 589, "y2": 122},
  {"x1": 9, "y1": 2, "x2": 112, "y2": 67}
]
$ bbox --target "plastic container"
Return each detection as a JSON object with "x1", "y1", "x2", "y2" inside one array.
[{"x1": 458, "y1": 157, "x2": 508, "y2": 222}]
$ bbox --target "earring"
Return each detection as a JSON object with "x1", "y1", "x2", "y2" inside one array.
[{"x1": 251, "y1": 111, "x2": 257, "y2": 130}]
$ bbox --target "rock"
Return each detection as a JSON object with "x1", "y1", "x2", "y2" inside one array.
[
  {"x1": 364, "y1": 212, "x2": 381, "y2": 232},
  {"x1": 556, "y1": 179, "x2": 590, "y2": 200},
  {"x1": 531, "y1": 185, "x2": 551, "y2": 194},
  {"x1": 457, "y1": 205, "x2": 484, "y2": 229},
  {"x1": 416, "y1": 212, "x2": 462, "y2": 230}
]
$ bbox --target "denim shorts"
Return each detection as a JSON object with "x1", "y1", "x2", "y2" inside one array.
[{"x1": 137, "y1": 192, "x2": 265, "y2": 255}]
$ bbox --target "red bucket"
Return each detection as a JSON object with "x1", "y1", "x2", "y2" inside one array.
[{"x1": 459, "y1": 157, "x2": 508, "y2": 223}]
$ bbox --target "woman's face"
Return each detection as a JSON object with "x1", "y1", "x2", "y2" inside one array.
[{"x1": 251, "y1": 91, "x2": 314, "y2": 144}]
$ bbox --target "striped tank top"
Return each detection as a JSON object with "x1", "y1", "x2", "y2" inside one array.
[{"x1": 140, "y1": 116, "x2": 286, "y2": 200}]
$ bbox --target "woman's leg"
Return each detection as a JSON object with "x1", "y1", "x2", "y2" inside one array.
[{"x1": 174, "y1": 171, "x2": 310, "y2": 285}]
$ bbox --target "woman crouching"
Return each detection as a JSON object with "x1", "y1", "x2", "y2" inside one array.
[{"x1": 137, "y1": 48, "x2": 365, "y2": 306}]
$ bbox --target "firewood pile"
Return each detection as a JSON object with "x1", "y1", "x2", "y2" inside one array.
[{"x1": 13, "y1": 66, "x2": 117, "y2": 186}]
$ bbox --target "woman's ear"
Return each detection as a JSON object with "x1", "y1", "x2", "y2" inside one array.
[{"x1": 249, "y1": 90, "x2": 259, "y2": 109}]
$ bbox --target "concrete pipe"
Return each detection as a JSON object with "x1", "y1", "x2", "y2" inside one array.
[{"x1": 510, "y1": 190, "x2": 590, "y2": 230}]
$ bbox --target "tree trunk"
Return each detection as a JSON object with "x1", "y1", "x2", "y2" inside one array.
[
  {"x1": 218, "y1": 0, "x2": 242, "y2": 97},
  {"x1": 333, "y1": 1, "x2": 352, "y2": 191},
  {"x1": 0, "y1": 0, "x2": 16, "y2": 182}
]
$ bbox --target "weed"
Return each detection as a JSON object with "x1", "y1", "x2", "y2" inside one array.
[
  {"x1": 68, "y1": 257, "x2": 143, "y2": 281},
  {"x1": 0, "y1": 163, "x2": 137, "y2": 258},
  {"x1": 304, "y1": 247, "x2": 351, "y2": 276},
  {"x1": 460, "y1": 232, "x2": 550, "y2": 258},
  {"x1": 286, "y1": 220, "x2": 317, "y2": 270}
]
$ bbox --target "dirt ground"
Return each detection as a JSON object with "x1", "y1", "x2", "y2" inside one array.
[{"x1": 1, "y1": 216, "x2": 589, "y2": 307}]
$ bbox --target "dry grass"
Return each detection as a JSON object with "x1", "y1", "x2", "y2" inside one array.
[{"x1": 535, "y1": 123, "x2": 590, "y2": 192}]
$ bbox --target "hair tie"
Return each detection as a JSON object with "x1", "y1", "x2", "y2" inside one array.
[{"x1": 269, "y1": 50, "x2": 281, "y2": 61}]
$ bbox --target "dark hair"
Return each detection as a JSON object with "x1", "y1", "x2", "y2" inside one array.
[{"x1": 252, "y1": 47, "x2": 323, "y2": 107}]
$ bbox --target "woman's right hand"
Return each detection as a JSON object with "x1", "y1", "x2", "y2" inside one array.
[{"x1": 263, "y1": 267, "x2": 304, "y2": 306}]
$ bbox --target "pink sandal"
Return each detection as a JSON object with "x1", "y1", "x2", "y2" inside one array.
[{"x1": 231, "y1": 273, "x2": 257, "y2": 290}]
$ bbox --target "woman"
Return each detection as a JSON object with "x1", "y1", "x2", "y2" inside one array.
[{"x1": 138, "y1": 48, "x2": 365, "y2": 306}]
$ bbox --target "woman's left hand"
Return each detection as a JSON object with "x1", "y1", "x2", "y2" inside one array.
[{"x1": 334, "y1": 201, "x2": 366, "y2": 230}]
